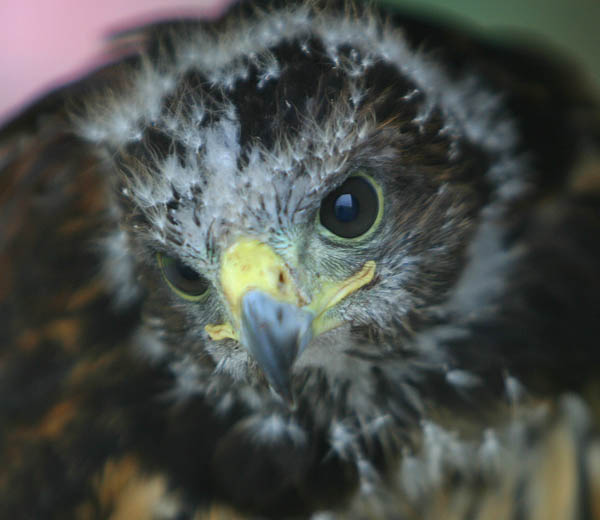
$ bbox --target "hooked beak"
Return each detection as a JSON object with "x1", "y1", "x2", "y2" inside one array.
[
  {"x1": 241, "y1": 290, "x2": 313, "y2": 403},
  {"x1": 205, "y1": 238, "x2": 375, "y2": 401}
]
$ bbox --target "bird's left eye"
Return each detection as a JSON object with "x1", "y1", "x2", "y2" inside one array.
[
  {"x1": 158, "y1": 253, "x2": 210, "y2": 300},
  {"x1": 318, "y1": 174, "x2": 383, "y2": 239}
]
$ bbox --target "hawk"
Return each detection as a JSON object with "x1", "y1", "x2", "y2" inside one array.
[{"x1": 1, "y1": 1, "x2": 600, "y2": 518}]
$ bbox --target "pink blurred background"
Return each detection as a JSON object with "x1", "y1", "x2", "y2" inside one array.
[
  {"x1": 1, "y1": 0, "x2": 598, "y2": 125},
  {"x1": 0, "y1": 0, "x2": 230, "y2": 123}
]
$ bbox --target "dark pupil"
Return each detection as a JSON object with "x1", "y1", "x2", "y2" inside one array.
[
  {"x1": 176, "y1": 261, "x2": 200, "y2": 281},
  {"x1": 334, "y1": 193, "x2": 359, "y2": 222},
  {"x1": 164, "y1": 257, "x2": 208, "y2": 296},
  {"x1": 320, "y1": 176, "x2": 378, "y2": 238}
]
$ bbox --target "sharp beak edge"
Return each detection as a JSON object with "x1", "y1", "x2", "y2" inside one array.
[
  {"x1": 241, "y1": 290, "x2": 313, "y2": 403},
  {"x1": 205, "y1": 238, "x2": 376, "y2": 402}
]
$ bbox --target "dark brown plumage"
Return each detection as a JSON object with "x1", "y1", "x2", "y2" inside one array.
[{"x1": 1, "y1": 2, "x2": 600, "y2": 519}]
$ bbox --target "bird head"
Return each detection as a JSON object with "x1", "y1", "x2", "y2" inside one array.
[{"x1": 79, "y1": 0, "x2": 522, "y2": 450}]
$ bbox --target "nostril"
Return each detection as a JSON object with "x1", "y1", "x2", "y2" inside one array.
[{"x1": 279, "y1": 272, "x2": 285, "y2": 284}]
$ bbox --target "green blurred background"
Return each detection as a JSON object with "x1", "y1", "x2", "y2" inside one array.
[{"x1": 382, "y1": 0, "x2": 600, "y2": 92}]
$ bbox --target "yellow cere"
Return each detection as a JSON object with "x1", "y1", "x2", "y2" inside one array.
[
  {"x1": 307, "y1": 260, "x2": 376, "y2": 335},
  {"x1": 205, "y1": 322, "x2": 237, "y2": 341},
  {"x1": 205, "y1": 237, "x2": 376, "y2": 342},
  {"x1": 220, "y1": 239, "x2": 300, "y2": 319}
]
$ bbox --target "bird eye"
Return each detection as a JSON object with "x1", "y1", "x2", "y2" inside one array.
[
  {"x1": 318, "y1": 174, "x2": 383, "y2": 239},
  {"x1": 158, "y1": 253, "x2": 210, "y2": 300}
]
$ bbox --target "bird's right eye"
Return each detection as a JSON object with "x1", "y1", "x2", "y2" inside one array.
[
  {"x1": 318, "y1": 174, "x2": 383, "y2": 240},
  {"x1": 158, "y1": 253, "x2": 210, "y2": 300}
]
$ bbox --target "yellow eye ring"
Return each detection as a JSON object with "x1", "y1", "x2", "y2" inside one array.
[
  {"x1": 157, "y1": 253, "x2": 210, "y2": 301},
  {"x1": 317, "y1": 172, "x2": 384, "y2": 242}
]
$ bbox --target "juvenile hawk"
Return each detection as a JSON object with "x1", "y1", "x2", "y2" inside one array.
[{"x1": 1, "y1": 1, "x2": 600, "y2": 518}]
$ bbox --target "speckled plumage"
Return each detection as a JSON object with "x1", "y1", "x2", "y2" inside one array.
[{"x1": 1, "y1": 1, "x2": 600, "y2": 518}]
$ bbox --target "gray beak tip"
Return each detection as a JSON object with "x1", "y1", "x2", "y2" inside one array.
[
  {"x1": 241, "y1": 290, "x2": 313, "y2": 401},
  {"x1": 270, "y1": 383, "x2": 296, "y2": 408}
]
